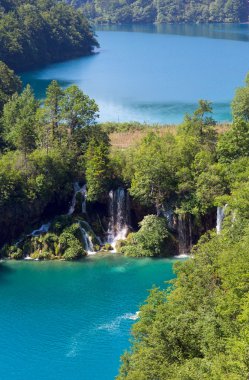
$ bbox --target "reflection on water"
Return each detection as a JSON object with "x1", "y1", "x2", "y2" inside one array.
[{"x1": 97, "y1": 23, "x2": 249, "y2": 42}]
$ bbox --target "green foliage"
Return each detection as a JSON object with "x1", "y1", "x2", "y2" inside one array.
[
  {"x1": 129, "y1": 132, "x2": 177, "y2": 210},
  {"x1": 60, "y1": 85, "x2": 99, "y2": 141},
  {"x1": 0, "y1": 61, "x2": 21, "y2": 113},
  {"x1": 0, "y1": 0, "x2": 98, "y2": 71},
  {"x1": 5, "y1": 218, "x2": 88, "y2": 260},
  {"x1": 117, "y1": 222, "x2": 249, "y2": 379},
  {"x1": 116, "y1": 82, "x2": 249, "y2": 378},
  {"x1": 217, "y1": 120, "x2": 249, "y2": 162},
  {"x1": 79, "y1": 0, "x2": 248, "y2": 23},
  {"x1": 2, "y1": 85, "x2": 38, "y2": 154},
  {"x1": 120, "y1": 215, "x2": 170, "y2": 257},
  {"x1": 232, "y1": 73, "x2": 249, "y2": 122},
  {"x1": 4, "y1": 245, "x2": 23, "y2": 259},
  {"x1": 196, "y1": 163, "x2": 229, "y2": 210},
  {"x1": 85, "y1": 136, "x2": 110, "y2": 202},
  {"x1": 0, "y1": 147, "x2": 75, "y2": 245},
  {"x1": 100, "y1": 121, "x2": 148, "y2": 134},
  {"x1": 0, "y1": 79, "x2": 110, "y2": 245},
  {"x1": 40, "y1": 80, "x2": 64, "y2": 149}
]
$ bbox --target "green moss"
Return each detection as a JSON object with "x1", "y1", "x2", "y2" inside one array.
[
  {"x1": 30, "y1": 251, "x2": 54, "y2": 260},
  {"x1": 9, "y1": 246, "x2": 23, "y2": 260},
  {"x1": 101, "y1": 243, "x2": 113, "y2": 251}
]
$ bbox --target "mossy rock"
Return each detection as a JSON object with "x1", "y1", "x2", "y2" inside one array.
[
  {"x1": 101, "y1": 243, "x2": 113, "y2": 251},
  {"x1": 1, "y1": 245, "x2": 24, "y2": 260},
  {"x1": 9, "y1": 246, "x2": 23, "y2": 260},
  {"x1": 31, "y1": 250, "x2": 54, "y2": 260}
]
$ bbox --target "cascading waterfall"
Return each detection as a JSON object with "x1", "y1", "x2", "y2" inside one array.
[
  {"x1": 29, "y1": 183, "x2": 86, "y2": 238},
  {"x1": 216, "y1": 204, "x2": 227, "y2": 234},
  {"x1": 79, "y1": 221, "x2": 102, "y2": 255},
  {"x1": 68, "y1": 182, "x2": 87, "y2": 215},
  {"x1": 79, "y1": 226, "x2": 95, "y2": 255},
  {"x1": 107, "y1": 188, "x2": 130, "y2": 249},
  {"x1": 31, "y1": 223, "x2": 51, "y2": 237}
]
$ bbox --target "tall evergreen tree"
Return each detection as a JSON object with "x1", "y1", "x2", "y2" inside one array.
[{"x1": 2, "y1": 85, "x2": 38, "y2": 156}]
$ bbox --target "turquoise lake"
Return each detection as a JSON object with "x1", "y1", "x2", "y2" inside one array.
[
  {"x1": 0, "y1": 256, "x2": 180, "y2": 380},
  {"x1": 21, "y1": 23, "x2": 249, "y2": 124}
]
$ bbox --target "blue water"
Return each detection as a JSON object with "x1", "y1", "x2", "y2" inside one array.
[
  {"x1": 21, "y1": 24, "x2": 249, "y2": 124},
  {"x1": 0, "y1": 256, "x2": 180, "y2": 380}
]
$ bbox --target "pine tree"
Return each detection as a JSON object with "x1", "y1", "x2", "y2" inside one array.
[{"x1": 2, "y1": 85, "x2": 38, "y2": 156}]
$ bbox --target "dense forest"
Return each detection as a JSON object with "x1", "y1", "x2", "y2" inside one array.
[
  {"x1": 1, "y1": 10, "x2": 249, "y2": 375},
  {"x1": 1, "y1": 69, "x2": 249, "y2": 375},
  {"x1": 0, "y1": 63, "x2": 249, "y2": 263},
  {"x1": 117, "y1": 219, "x2": 249, "y2": 378},
  {"x1": 77, "y1": 0, "x2": 249, "y2": 24},
  {"x1": 0, "y1": 0, "x2": 98, "y2": 71},
  {"x1": 113, "y1": 76, "x2": 249, "y2": 379}
]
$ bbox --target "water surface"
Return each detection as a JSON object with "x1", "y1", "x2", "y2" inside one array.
[
  {"x1": 0, "y1": 256, "x2": 178, "y2": 380},
  {"x1": 21, "y1": 24, "x2": 249, "y2": 124}
]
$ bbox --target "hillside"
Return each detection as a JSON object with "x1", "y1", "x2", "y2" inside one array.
[
  {"x1": 0, "y1": 0, "x2": 98, "y2": 71},
  {"x1": 77, "y1": 0, "x2": 249, "y2": 24}
]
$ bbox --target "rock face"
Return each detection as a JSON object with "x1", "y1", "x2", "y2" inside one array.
[
  {"x1": 177, "y1": 214, "x2": 192, "y2": 255},
  {"x1": 176, "y1": 210, "x2": 217, "y2": 255}
]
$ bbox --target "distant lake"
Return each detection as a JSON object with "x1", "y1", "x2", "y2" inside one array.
[
  {"x1": 0, "y1": 256, "x2": 177, "y2": 380},
  {"x1": 22, "y1": 23, "x2": 249, "y2": 124}
]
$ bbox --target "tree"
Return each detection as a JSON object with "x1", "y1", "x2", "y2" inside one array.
[
  {"x1": 85, "y1": 136, "x2": 110, "y2": 201},
  {"x1": 232, "y1": 73, "x2": 249, "y2": 121},
  {"x1": 130, "y1": 132, "x2": 177, "y2": 211},
  {"x1": 0, "y1": 60, "x2": 21, "y2": 113},
  {"x1": 217, "y1": 119, "x2": 249, "y2": 163},
  {"x1": 44, "y1": 80, "x2": 64, "y2": 143},
  {"x1": 0, "y1": 0, "x2": 99, "y2": 71},
  {"x1": 2, "y1": 85, "x2": 38, "y2": 156},
  {"x1": 60, "y1": 85, "x2": 99, "y2": 146},
  {"x1": 119, "y1": 215, "x2": 170, "y2": 257},
  {"x1": 180, "y1": 100, "x2": 217, "y2": 149}
]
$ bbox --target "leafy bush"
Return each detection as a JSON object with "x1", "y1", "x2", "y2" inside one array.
[
  {"x1": 119, "y1": 215, "x2": 170, "y2": 257},
  {"x1": 31, "y1": 251, "x2": 54, "y2": 260},
  {"x1": 63, "y1": 241, "x2": 86, "y2": 260},
  {"x1": 8, "y1": 245, "x2": 23, "y2": 260}
]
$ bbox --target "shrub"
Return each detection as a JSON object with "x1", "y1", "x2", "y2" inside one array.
[
  {"x1": 63, "y1": 241, "x2": 86, "y2": 260},
  {"x1": 8, "y1": 246, "x2": 23, "y2": 260},
  {"x1": 119, "y1": 215, "x2": 169, "y2": 257}
]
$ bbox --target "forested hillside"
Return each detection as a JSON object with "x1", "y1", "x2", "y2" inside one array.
[
  {"x1": 0, "y1": 0, "x2": 98, "y2": 71},
  {"x1": 117, "y1": 75, "x2": 249, "y2": 379},
  {"x1": 77, "y1": 0, "x2": 249, "y2": 23}
]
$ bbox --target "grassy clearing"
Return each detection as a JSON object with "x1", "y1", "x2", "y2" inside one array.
[{"x1": 109, "y1": 123, "x2": 230, "y2": 149}]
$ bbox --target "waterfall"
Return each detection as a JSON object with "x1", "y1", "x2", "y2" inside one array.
[
  {"x1": 107, "y1": 188, "x2": 130, "y2": 248},
  {"x1": 79, "y1": 221, "x2": 102, "y2": 255},
  {"x1": 68, "y1": 182, "x2": 87, "y2": 215},
  {"x1": 79, "y1": 225, "x2": 95, "y2": 255},
  {"x1": 30, "y1": 223, "x2": 51, "y2": 237},
  {"x1": 216, "y1": 205, "x2": 227, "y2": 234}
]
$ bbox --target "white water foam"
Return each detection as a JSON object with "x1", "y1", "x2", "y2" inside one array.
[
  {"x1": 97, "y1": 312, "x2": 140, "y2": 332},
  {"x1": 173, "y1": 253, "x2": 189, "y2": 259},
  {"x1": 66, "y1": 331, "x2": 82, "y2": 358}
]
